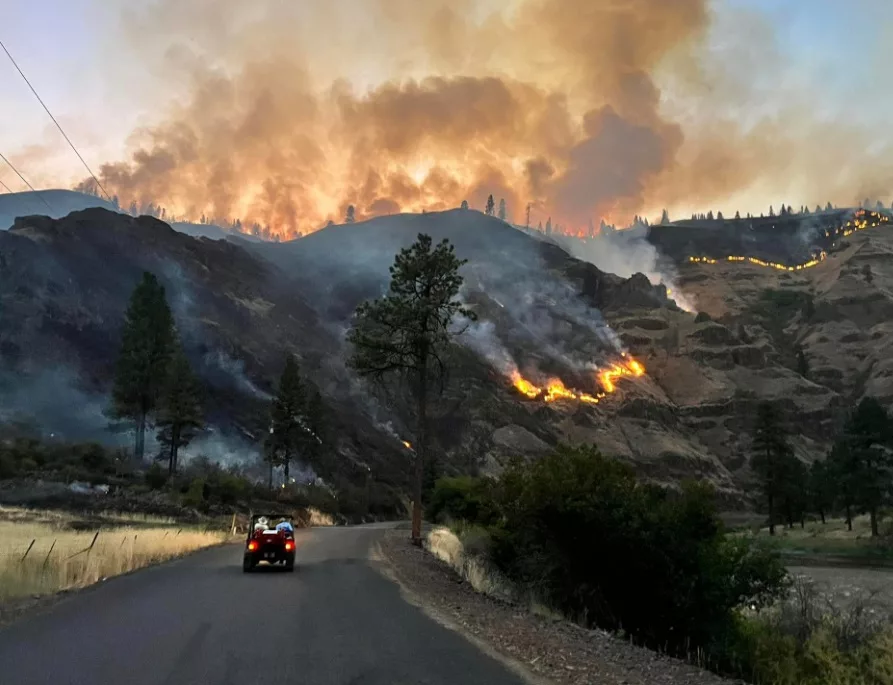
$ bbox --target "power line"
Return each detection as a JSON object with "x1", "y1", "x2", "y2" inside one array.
[
  {"x1": 0, "y1": 151, "x2": 54, "y2": 212},
  {"x1": 0, "y1": 37, "x2": 111, "y2": 201},
  {"x1": 0, "y1": 179, "x2": 12, "y2": 193}
]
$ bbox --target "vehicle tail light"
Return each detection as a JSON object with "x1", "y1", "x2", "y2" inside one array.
[
  {"x1": 247, "y1": 540, "x2": 259, "y2": 551},
  {"x1": 284, "y1": 541, "x2": 295, "y2": 552}
]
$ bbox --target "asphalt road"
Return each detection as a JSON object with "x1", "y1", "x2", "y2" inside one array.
[{"x1": 0, "y1": 524, "x2": 529, "y2": 685}]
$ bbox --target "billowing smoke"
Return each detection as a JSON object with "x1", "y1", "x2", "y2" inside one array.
[
  {"x1": 66, "y1": 0, "x2": 893, "y2": 239},
  {"x1": 202, "y1": 350, "x2": 273, "y2": 401},
  {"x1": 557, "y1": 230, "x2": 697, "y2": 312}
]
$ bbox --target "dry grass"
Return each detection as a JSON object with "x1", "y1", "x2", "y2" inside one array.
[
  {"x1": 425, "y1": 526, "x2": 513, "y2": 601},
  {"x1": 0, "y1": 515, "x2": 228, "y2": 602}
]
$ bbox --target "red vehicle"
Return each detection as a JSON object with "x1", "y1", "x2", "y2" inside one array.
[{"x1": 243, "y1": 513, "x2": 296, "y2": 572}]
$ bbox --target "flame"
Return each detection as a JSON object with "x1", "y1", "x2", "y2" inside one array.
[
  {"x1": 510, "y1": 356, "x2": 645, "y2": 403},
  {"x1": 686, "y1": 212, "x2": 890, "y2": 271},
  {"x1": 512, "y1": 371, "x2": 543, "y2": 399},
  {"x1": 402, "y1": 440, "x2": 412, "y2": 450}
]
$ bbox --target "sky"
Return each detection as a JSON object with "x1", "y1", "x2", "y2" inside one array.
[{"x1": 1, "y1": 0, "x2": 892, "y2": 235}]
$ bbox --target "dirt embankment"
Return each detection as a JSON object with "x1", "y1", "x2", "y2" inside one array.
[{"x1": 379, "y1": 529, "x2": 741, "y2": 685}]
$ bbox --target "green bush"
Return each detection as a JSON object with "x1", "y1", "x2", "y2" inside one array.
[
  {"x1": 438, "y1": 445, "x2": 789, "y2": 659},
  {"x1": 182, "y1": 478, "x2": 206, "y2": 509},
  {"x1": 145, "y1": 462, "x2": 168, "y2": 490},
  {"x1": 428, "y1": 475, "x2": 499, "y2": 526}
]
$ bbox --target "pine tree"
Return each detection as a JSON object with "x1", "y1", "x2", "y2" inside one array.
[
  {"x1": 840, "y1": 397, "x2": 893, "y2": 536},
  {"x1": 128, "y1": 200, "x2": 138, "y2": 216},
  {"x1": 751, "y1": 401, "x2": 794, "y2": 535},
  {"x1": 717, "y1": 211, "x2": 724, "y2": 221},
  {"x1": 485, "y1": 195, "x2": 495, "y2": 216},
  {"x1": 537, "y1": 221, "x2": 543, "y2": 232},
  {"x1": 815, "y1": 205, "x2": 821, "y2": 214},
  {"x1": 863, "y1": 264, "x2": 873, "y2": 284},
  {"x1": 545, "y1": 217, "x2": 552, "y2": 235},
  {"x1": 111, "y1": 195, "x2": 120, "y2": 210},
  {"x1": 735, "y1": 211, "x2": 741, "y2": 219},
  {"x1": 526, "y1": 204, "x2": 531, "y2": 229},
  {"x1": 461, "y1": 200, "x2": 469, "y2": 210},
  {"x1": 347, "y1": 234, "x2": 473, "y2": 544},
  {"x1": 345, "y1": 205, "x2": 356, "y2": 224},
  {"x1": 807, "y1": 460, "x2": 834, "y2": 524},
  {"x1": 498, "y1": 198, "x2": 507, "y2": 221},
  {"x1": 769, "y1": 205, "x2": 775, "y2": 217},
  {"x1": 156, "y1": 339, "x2": 203, "y2": 475},
  {"x1": 111, "y1": 272, "x2": 175, "y2": 460},
  {"x1": 660, "y1": 209, "x2": 670, "y2": 225},
  {"x1": 796, "y1": 347, "x2": 809, "y2": 378},
  {"x1": 268, "y1": 355, "x2": 312, "y2": 487},
  {"x1": 707, "y1": 210, "x2": 714, "y2": 221},
  {"x1": 826, "y1": 202, "x2": 833, "y2": 211}
]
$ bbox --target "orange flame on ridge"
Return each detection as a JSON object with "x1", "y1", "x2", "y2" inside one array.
[{"x1": 510, "y1": 356, "x2": 646, "y2": 403}]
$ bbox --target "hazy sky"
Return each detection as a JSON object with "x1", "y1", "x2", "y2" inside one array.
[{"x1": 1, "y1": 0, "x2": 892, "y2": 230}]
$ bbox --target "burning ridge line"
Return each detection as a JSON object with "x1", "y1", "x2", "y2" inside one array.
[{"x1": 686, "y1": 210, "x2": 890, "y2": 273}]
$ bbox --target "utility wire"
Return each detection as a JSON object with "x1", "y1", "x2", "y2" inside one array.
[
  {"x1": 0, "y1": 37, "x2": 111, "y2": 201},
  {"x1": 0, "y1": 151, "x2": 54, "y2": 212},
  {"x1": 0, "y1": 178, "x2": 13, "y2": 193}
]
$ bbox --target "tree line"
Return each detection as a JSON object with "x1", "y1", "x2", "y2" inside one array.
[
  {"x1": 112, "y1": 273, "x2": 326, "y2": 482},
  {"x1": 752, "y1": 397, "x2": 893, "y2": 536}
]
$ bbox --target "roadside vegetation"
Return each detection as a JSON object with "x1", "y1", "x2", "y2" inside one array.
[
  {"x1": 0, "y1": 508, "x2": 228, "y2": 602},
  {"x1": 426, "y1": 443, "x2": 893, "y2": 684}
]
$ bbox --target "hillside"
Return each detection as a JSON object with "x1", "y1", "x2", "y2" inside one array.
[
  {"x1": 3, "y1": 205, "x2": 892, "y2": 508},
  {"x1": 0, "y1": 190, "x2": 243, "y2": 242}
]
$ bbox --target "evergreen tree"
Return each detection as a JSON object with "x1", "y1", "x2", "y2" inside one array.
[
  {"x1": 111, "y1": 273, "x2": 175, "y2": 460},
  {"x1": 815, "y1": 205, "x2": 821, "y2": 214},
  {"x1": 156, "y1": 339, "x2": 203, "y2": 475},
  {"x1": 267, "y1": 355, "x2": 316, "y2": 486},
  {"x1": 111, "y1": 194, "x2": 120, "y2": 210},
  {"x1": 826, "y1": 202, "x2": 833, "y2": 211},
  {"x1": 706, "y1": 210, "x2": 714, "y2": 221},
  {"x1": 545, "y1": 217, "x2": 552, "y2": 235},
  {"x1": 485, "y1": 195, "x2": 495, "y2": 216},
  {"x1": 537, "y1": 220, "x2": 543, "y2": 232},
  {"x1": 863, "y1": 264, "x2": 873, "y2": 284},
  {"x1": 345, "y1": 205, "x2": 356, "y2": 224},
  {"x1": 460, "y1": 200, "x2": 469, "y2": 210},
  {"x1": 807, "y1": 460, "x2": 834, "y2": 524},
  {"x1": 347, "y1": 234, "x2": 473, "y2": 544},
  {"x1": 841, "y1": 397, "x2": 893, "y2": 536},
  {"x1": 660, "y1": 209, "x2": 670, "y2": 225},
  {"x1": 751, "y1": 401, "x2": 794, "y2": 535},
  {"x1": 128, "y1": 200, "x2": 138, "y2": 216},
  {"x1": 769, "y1": 205, "x2": 775, "y2": 217},
  {"x1": 796, "y1": 347, "x2": 810, "y2": 378},
  {"x1": 735, "y1": 211, "x2": 741, "y2": 219},
  {"x1": 828, "y1": 441, "x2": 858, "y2": 531},
  {"x1": 525, "y1": 204, "x2": 531, "y2": 229},
  {"x1": 498, "y1": 198, "x2": 507, "y2": 221},
  {"x1": 717, "y1": 211, "x2": 724, "y2": 221}
]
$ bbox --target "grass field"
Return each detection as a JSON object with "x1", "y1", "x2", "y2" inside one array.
[{"x1": 0, "y1": 507, "x2": 229, "y2": 602}]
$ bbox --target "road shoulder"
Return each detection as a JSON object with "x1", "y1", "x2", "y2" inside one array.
[{"x1": 377, "y1": 529, "x2": 741, "y2": 685}]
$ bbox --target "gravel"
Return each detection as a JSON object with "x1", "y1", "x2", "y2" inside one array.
[{"x1": 379, "y1": 530, "x2": 743, "y2": 685}]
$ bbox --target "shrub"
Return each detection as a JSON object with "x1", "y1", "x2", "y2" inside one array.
[
  {"x1": 182, "y1": 478, "x2": 206, "y2": 509},
  {"x1": 145, "y1": 463, "x2": 168, "y2": 490},
  {"x1": 428, "y1": 475, "x2": 499, "y2": 526},
  {"x1": 448, "y1": 445, "x2": 788, "y2": 657}
]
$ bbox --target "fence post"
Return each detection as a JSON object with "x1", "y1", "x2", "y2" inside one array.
[
  {"x1": 43, "y1": 540, "x2": 57, "y2": 568},
  {"x1": 21, "y1": 539, "x2": 36, "y2": 563}
]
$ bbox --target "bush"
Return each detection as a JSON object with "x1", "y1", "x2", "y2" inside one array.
[
  {"x1": 182, "y1": 478, "x2": 206, "y2": 509},
  {"x1": 724, "y1": 578, "x2": 893, "y2": 683},
  {"x1": 695, "y1": 311, "x2": 713, "y2": 323},
  {"x1": 145, "y1": 463, "x2": 168, "y2": 490},
  {"x1": 428, "y1": 475, "x2": 499, "y2": 526},
  {"x1": 437, "y1": 445, "x2": 789, "y2": 659}
]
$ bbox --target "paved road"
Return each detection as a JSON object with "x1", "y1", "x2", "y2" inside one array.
[{"x1": 0, "y1": 524, "x2": 529, "y2": 685}]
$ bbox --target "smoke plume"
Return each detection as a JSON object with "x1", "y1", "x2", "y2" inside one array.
[{"x1": 70, "y1": 0, "x2": 893, "y2": 239}]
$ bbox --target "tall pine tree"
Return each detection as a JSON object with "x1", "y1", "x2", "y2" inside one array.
[
  {"x1": 112, "y1": 272, "x2": 175, "y2": 460},
  {"x1": 348, "y1": 234, "x2": 473, "y2": 544},
  {"x1": 841, "y1": 397, "x2": 893, "y2": 536},
  {"x1": 267, "y1": 355, "x2": 318, "y2": 486},
  {"x1": 485, "y1": 195, "x2": 495, "y2": 216},
  {"x1": 751, "y1": 401, "x2": 794, "y2": 535},
  {"x1": 156, "y1": 339, "x2": 203, "y2": 474}
]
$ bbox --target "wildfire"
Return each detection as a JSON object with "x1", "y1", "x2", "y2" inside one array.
[
  {"x1": 687, "y1": 212, "x2": 890, "y2": 272},
  {"x1": 402, "y1": 440, "x2": 413, "y2": 450},
  {"x1": 510, "y1": 356, "x2": 645, "y2": 404}
]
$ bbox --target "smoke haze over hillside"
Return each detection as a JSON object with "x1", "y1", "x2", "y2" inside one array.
[{"x1": 46, "y1": 0, "x2": 893, "y2": 238}]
